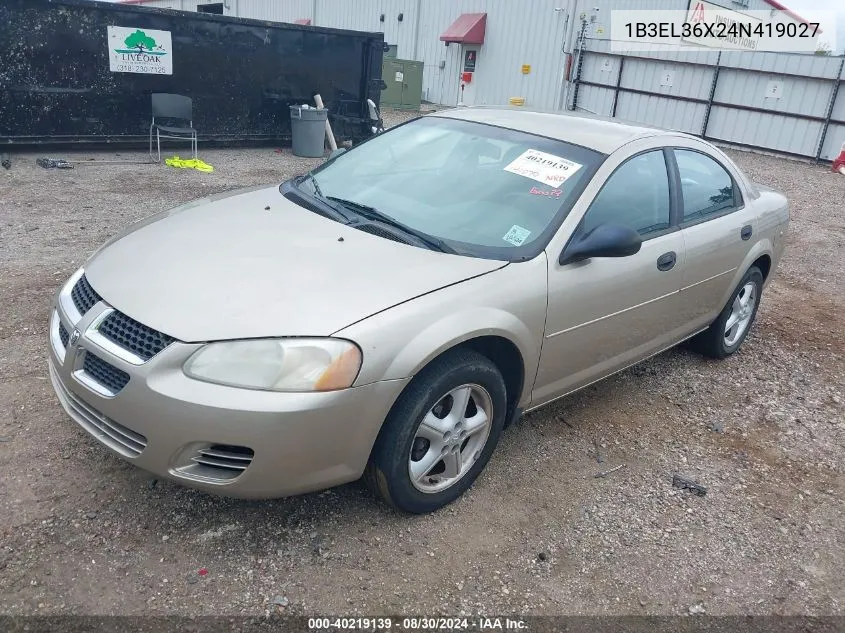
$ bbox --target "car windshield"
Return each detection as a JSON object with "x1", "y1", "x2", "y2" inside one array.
[{"x1": 300, "y1": 116, "x2": 604, "y2": 260}]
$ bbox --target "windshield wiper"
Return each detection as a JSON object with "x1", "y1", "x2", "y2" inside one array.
[
  {"x1": 303, "y1": 172, "x2": 324, "y2": 197},
  {"x1": 295, "y1": 175, "x2": 355, "y2": 224},
  {"x1": 326, "y1": 196, "x2": 456, "y2": 254}
]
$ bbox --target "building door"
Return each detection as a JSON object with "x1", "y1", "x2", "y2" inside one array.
[{"x1": 459, "y1": 46, "x2": 480, "y2": 105}]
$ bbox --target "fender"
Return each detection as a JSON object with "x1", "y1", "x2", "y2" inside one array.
[
  {"x1": 334, "y1": 257, "x2": 549, "y2": 409},
  {"x1": 382, "y1": 308, "x2": 539, "y2": 406},
  {"x1": 718, "y1": 238, "x2": 774, "y2": 309},
  {"x1": 714, "y1": 187, "x2": 788, "y2": 309}
]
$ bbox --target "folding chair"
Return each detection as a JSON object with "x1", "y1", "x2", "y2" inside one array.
[{"x1": 149, "y1": 93, "x2": 198, "y2": 162}]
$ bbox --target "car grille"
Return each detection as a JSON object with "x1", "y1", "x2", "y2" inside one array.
[
  {"x1": 58, "y1": 322, "x2": 70, "y2": 348},
  {"x1": 49, "y1": 363, "x2": 147, "y2": 458},
  {"x1": 71, "y1": 274, "x2": 102, "y2": 316},
  {"x1": 98, "y1": 311, "x2": 175, "y2": 361},
  {"x1": 190, "y1": 444, "x2": 254, "y2": 480},
  {"x1": 83, "y1": 352, "x2": 130, "y2": 394}
]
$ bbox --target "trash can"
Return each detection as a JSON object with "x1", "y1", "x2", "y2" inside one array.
[{"x1": 290, "y1": 105, "x2": 328, "y2": 158}]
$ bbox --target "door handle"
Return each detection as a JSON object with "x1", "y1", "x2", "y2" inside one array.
[
  {"x1": 741, "y1": 225, "x2": 752, "y2": 241},
  {"x1": 656, "y1": 251, "x2": 677, "y2": 271}
]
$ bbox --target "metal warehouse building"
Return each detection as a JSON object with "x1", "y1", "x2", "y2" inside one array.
[{"x1": 120, "y1": 0, "x2": 844, "y2": 161}]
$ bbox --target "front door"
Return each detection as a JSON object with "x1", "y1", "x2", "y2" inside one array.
[{"x1": 533, "y1": 149, "x2": 688, "y2": 404}]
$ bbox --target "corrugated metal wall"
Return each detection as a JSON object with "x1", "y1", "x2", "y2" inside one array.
[
  {"x1": 412, "y1": 0, "x2": 570, "y2": 109},
  {"x1": 126, "y1": 0, "x2": 180, "y2": 8},
  {"x1": 127, "y1": 0, "x2": 844, "y2": 161},
  {"x1": 573, "y1": 37, "x2": 718, "y2": 134},
  {"x1": 567, "y1": 0, "x2": 845, "y2": 162},
  {"x1": 233, "y1": 0, "x2": 313, "y2": 22},
  {"x1": 823, "y1": 70, "x2": 845, "y2": 160},
  {"x1": 135, "y1": 0, "x2": 574, "y2": 109},
  {"x1": 706, "y1": 54, "x2": 841, "y2": 156},
  {"x1": 135, "y1": 0, "x2": 313, "y2": 21},
  {"x1": 267, "y1": 0, "x2": 573, "y2": 109},
  {"x1": 298, "y1": 0, "x2": 421, "y2": 60},
  {"x1": 575, "y1": 37, "x2": 845, "y2": 160},
  {"x1": 130, "y1": 0, "x2": 198, "y2": 10}
]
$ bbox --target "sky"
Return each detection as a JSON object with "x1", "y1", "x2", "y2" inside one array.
[{"x1": 785, "y1": 0, "x2": 843, "y2": 53}]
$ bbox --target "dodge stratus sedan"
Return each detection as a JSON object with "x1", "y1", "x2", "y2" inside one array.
[{"x1": 49, "y1": 107, "x2": 788, "y2": 513}]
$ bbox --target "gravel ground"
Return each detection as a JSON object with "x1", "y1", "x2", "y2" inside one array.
[{"x1": 0, "y1": 109, "x2": 843, "y2": 617}]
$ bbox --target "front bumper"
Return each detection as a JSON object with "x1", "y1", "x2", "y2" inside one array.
[{"x1": 47, "y1": 279, "x2": 408, "y2": 499}]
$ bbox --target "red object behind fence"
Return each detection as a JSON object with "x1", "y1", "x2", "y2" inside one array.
[{"x1": 833, "y1": 143, "x2": 845, "y2": 173}]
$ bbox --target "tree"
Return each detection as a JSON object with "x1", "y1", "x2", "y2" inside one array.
[{"x1": 123, "y1": 30, "x2": 157, "y2": 53}]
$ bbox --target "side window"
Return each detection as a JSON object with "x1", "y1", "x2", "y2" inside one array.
[
  {"x1": 580, "y1": 150, "x2": 671, "y2": 237},
  {"x1": 675, "y1": 149, "x2": 739, "y2": 222}
]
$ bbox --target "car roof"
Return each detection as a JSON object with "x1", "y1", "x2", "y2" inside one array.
[{"x1": 430, "y1": 106, "x2": 691, "y2": 154}]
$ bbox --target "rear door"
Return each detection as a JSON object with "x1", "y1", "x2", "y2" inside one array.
[
  {"x1": 671, "y1": 146, "x2": 758, "y2": 332},
  {"x1": 533, "y1": 147, "x2": 688, "y2": 405}
]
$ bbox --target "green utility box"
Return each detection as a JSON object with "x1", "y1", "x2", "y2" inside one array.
[{"x1": 381, "y1": 58, "x2": 423, "y2": 111}]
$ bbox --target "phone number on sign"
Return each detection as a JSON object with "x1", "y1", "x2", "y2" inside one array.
[
  {"x1": 112, "y1": 63, "x2": 169, "y2": 74},
  {"x1": 308, "y1": 618, "x2": 473, "y2": 630}
]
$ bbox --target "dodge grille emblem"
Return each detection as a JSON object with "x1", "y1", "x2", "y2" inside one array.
[{"x1": 69, "y1": 329, "x2": 81, "y2": 346}]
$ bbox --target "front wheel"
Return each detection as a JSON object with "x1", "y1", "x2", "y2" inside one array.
[
  {"x1": 365, "y1": 348, "x2": 508, "y2": 514},
  {"x1": 691, "y1": 265, "x2": 763, "y2": 359}
]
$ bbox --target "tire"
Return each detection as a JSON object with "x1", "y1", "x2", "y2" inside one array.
[
  {"x1": 365, "y1": 348, "x2": 508, "y2": 514},
  {"x1": 690, "y1": 266, "x2": 764, "y2": 359}
]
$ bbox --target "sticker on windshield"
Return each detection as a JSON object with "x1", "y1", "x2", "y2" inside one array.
[
  {"x1": 504, "y1": 149, "x2": 582, "y2": 188},
  {"x1": 502, "y1": 225, "x2": 531, "y2": 246},
  {"x1": 528, "y1": 186, "x2": 562, "y2": 198}
]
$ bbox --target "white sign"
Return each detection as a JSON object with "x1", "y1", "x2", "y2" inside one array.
[
  {"x1": 504, "y1": 149, "x2": 582, "y2": 188},
  {"x1": 660, "y1": 70, "x2": 674, "y2": 87},
  {"x1": 765, "y1": 80, "x2": 784, "y2": 99},
  {"x1": 108, "y1": 26, "x2": 173, "y2": 75},
  {"x1": 600, "y1": 59, "x2": 613, "y2": 73},
  {"x1": 608, "y1": 8, "x2": 825, "y2": 53},
  {"x1": 395, "y1": 71, "x2": 404, "y2": 82},
  {"x1": 683, "y1": 0, "x2": 763, "y2": 51}
]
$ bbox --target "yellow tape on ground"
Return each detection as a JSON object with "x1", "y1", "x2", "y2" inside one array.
[{"x1": 164, "y1": 156, "x2": 214, "y2": 172}]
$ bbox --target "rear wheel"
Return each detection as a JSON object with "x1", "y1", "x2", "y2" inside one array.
[
  {"x1": 365, "y1": 348, "x2": 507, "y2": 514},
  {"x1": 691, "y1": 266, "x2": 763, "y2": 359}
]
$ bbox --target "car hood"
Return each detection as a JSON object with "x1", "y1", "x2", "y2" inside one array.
[{"x1": 85, "y1": 186, "x2": 506, "y2": 342}]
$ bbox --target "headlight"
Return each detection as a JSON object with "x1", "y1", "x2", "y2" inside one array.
[{"x1": 183, "y1": 338, "x2": 362, "y2": 392}]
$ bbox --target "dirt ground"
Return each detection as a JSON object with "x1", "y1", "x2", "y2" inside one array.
[{"x1": 1, "y1": 110, "x2": 843, "y2": 617}]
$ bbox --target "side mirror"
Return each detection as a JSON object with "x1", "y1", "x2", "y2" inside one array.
[
  {"x1": 559, "y1": 223, "x2": 642, "y2": 265},
  {"x1": 327, "y1": 147, "x2": 347, "y2": 161}
]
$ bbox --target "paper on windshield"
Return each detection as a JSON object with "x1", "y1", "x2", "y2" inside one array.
[
  {"x1": 504, "y1": 149, "x2": 582, "y2": 188},
  {"x1": 502, "y1": 225, "x2": 531, "y2": 246}
]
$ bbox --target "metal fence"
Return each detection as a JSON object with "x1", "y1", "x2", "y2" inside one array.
[{"x1": 571, "y1": 37, "x2": 845, "y2": 162}]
